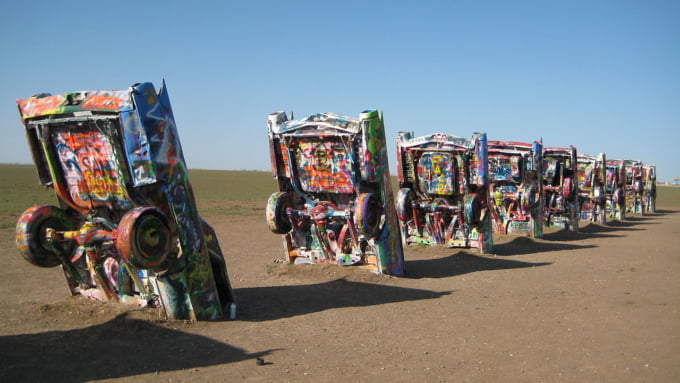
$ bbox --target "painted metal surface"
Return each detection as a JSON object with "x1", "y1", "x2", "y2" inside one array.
[
  {"x1": 15, "y1": 82, "x2": 235, "y2": 320},
  {"x1": 266, "y1": 110, "x2": 404, "y2": 276},
  {"x1": 621, "y1": 159, "x2": 645, "y2": 215},
  {"x1": 395, "y1": 131, "x2": 493, "y2": 253},
  {"x1": 487, "y1": 141, "x2": 544, "y2": 237},
  {"x1": 642, "y1": 164, "x2": 656, "y2": 213},
  {"x1": 576, "y1": 153, "x2": 607, "y2": 223},
  {"x1": 542, "y1": 146, "x2": 579, "y2": 231},
  {"x1": 604, "y1": 159, "x2": 627, "y2": 220}
]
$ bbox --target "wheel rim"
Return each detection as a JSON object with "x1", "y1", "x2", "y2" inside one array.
[{"x1": 116, "y1": 207, "x2": 171, "y2": 269}]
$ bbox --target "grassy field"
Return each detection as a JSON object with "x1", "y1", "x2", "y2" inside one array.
[
  {"x1": 0, "y1": 165, "x2": 56, "y2": 229},
  {"x1": 0, "y1": 165, "x2": 278, "y2": 228},
  {"x1": 189, "y1": 169, "x2": 276, "y2": 201},
  {"x1": 2, "y1": 163, "x2": 679, "y2": 229},
  {"x1": 656, "y1": 183, "x2": 680, "y2": 209}
]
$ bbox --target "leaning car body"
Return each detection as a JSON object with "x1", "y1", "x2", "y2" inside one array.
[
  {"x1": 266, "y1": 110, "x2": 404, "y2": 276},
  {"x1": 642, "y1": 164, "x2": 656, "y2": 213},
  {"x1": 621, "y1": 159, "x2": 645, "y2": 215},
  {"x1": 394, "y1": 131, "x2": 493, "y2": 254},
  {"x1": 487, "y1": 141, "x2": 544, "y2": 238},
  {"x1": 605, "y1": 159, "x2": 626, "y2": 220},
  {"x1": 15, "y1": 82, "x2": 235, "y2": 320},
  {"x1": 576, "y1": 153, "x2": 607, "y2": 223},
  {"x1": 542, "y1": 146, "x2": 579, "y2": 231}
]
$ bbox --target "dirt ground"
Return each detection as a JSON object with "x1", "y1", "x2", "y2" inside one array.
[{"x1": 1, "y1": 205, "x2": 678, "y2": 382}]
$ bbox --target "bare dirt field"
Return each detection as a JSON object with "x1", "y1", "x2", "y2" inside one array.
[{"x1": 1, "y1": 200, "x2": 679, "y2": 382}]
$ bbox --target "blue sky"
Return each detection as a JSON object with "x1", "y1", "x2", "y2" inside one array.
[{"x1": 1, "y1": 1, "x2": 678, "y2": 181}]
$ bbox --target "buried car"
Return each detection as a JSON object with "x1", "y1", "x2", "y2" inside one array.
[
  {"x1": 394, "y1": 131, "x2": 493, "y2": 254},
  {"x1": 605, "y1": 159, "x2": 627, "y2": 220},
  {"x1": 621, "y1": 159, "x2": 645, "y2": 215},
  {"x1": 266, "y1": 110, "x2": 404, "y2": 276},
  {"x1": 542, "y1": 146, "x2": 579, "y2": 231},
  {"x1": 15, "y1": 82, "x2": 235, "y2": 320},
  {"x1": 576, "y1": 153, "x2": 607, "y2": 223},
  {"x1": 487, "y1": 141, "x2": 544, "y2": 238},
  {"x1": 642, "y1": 164, "x2": 657, "y2": 213}
]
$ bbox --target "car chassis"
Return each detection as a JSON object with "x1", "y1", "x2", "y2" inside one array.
[
  {"x1": 394, "y1": 131, "x2": 493, "y2": 254},
  {"x1": 605, "y1": 159, "x2": 626, "y2": 220},
  {"x1": 642, "y1": 164, "x2": 656, "y2": 214},
  {"x1": 622, "y1": 159, "x2": 645, "y2": 215},
  {"x1": 266, "y1": 110, "x2": 404, "y2": 276},
  {"x1": 487, "y1": 141, "x2": 544, "y2": 238},
  {"x1": 577, "y1": 153, "x2": 607, "y2": 223},
  {"x1": 15, "y1": 82, "x2": 235, "y2": 320},
  {"x1": 542, "y1": 146, "x2": 579, "y2": 231}
]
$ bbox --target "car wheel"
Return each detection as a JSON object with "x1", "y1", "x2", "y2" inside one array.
[
  {"x1": 561, "y1": 178, "x2": 572, "y2": 200},
  {"x1": 396, "y1": 188, "x2": 416, "y2": 222},
  {"x1": 16, "y1": 205, "x2": 73, "y2": 267},
  {"x1": 266, "y1": 192, "x2": 292, "y2": 234},
  {"x1": 354, "y1": 193, "x2": 381, "y2": 237},
  {"x1": 464, "y1": 193, "x2": 481, "y2": 224},
  {"x1": 520, "y1": 184, "x2": 538, "y2": 213},
  {"x1": 116, "y1": 207, "x2": 171, "y2": 269}
]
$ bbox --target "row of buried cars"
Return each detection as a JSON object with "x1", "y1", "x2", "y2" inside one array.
[
  {"x1": 13, "y1": 82, "x2": 657, "y2": 321},
  {"x1": 265, "y1": 112, "x2": 657, "y2": 270}
]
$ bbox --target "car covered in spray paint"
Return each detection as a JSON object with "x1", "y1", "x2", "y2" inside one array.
[
  {"x1": 621, "y1": 159, "x2": 645, "y2": 215},
  {"x1": 642, "y1": 164, "x2": 656, "y2": 213},
  {"x1": 394, "y1": 131, "x2": 492, "y2": 254},
  {"x1": 15, "y1": 82, "x2": 235, "y2": 320},
  {"x1": 542, "y1": 146, "x2": 579, "y2": 231},
  {"x1": 605, "y1": 159, "x2": 626, "y2": 220},
  {"x1": 266, "y1": 110, "x2": 404, "y2": 276},
  {"x1": 487, "y1": 141, "x2": 544, "y2": 237},
  {"x1": 576, "y1": 153, "x2": 606, "y2": 223}
]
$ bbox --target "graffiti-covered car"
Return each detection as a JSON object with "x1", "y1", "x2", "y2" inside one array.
[
  {"x1": 542, "y1": 146, "x2": 579, "y2": 231},
  {"x1": 576, "y1": 153, "x2": 606, "y2": 223},
  {"x1": 266, "y1": 110, "x2": 404, "y2": 276},
  {"x1": 605, "y1": 159, "x2": 626, "y2": 220},
  {"x1": 487, "y1": 141, "x2": 544, "y2": 237},
  {"x1": 622, "y1": 159, "x2": 644, "y2": 215},
  {"x1": 394, "y1": 131, "x2": 492, "y2": 254},
  {"x1": 642, "y1": 164, "x2": 657, "y2": 213},
  {"x1": 15, "y1": 82, "x2": 235, "y2": 320}
]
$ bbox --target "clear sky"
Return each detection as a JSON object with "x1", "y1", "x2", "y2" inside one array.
[{"x1": 1, "y1": 1, "x2": 678, "y2": 181}]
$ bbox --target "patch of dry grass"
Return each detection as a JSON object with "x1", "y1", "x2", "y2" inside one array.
[{"x1": 2, "y1": 164, "x2": 678, "y2": 229}]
